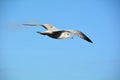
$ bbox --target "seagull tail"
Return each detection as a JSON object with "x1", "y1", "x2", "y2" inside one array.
[{"x1": 36, "y1": 31, "x2": 47, "y2": 35}]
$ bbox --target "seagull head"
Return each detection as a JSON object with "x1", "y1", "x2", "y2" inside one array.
[{"x1": 65, "y1": 33, "x2": 73, "y2": 39}]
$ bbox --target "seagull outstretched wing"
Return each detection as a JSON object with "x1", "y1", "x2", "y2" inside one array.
[
  {"x1": 57, "y1": 30, "x2": 93, "y2": 43},
  {"x1": 40, "y1": 24, "x2": 57, "y2": 30},
  {"x1": 23, "y1": 24, "x2": 57, "y2": 31}
]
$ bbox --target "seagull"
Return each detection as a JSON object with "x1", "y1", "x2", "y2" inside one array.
[{"x1": 23, "y1": 24, "x2": 93, "y2": 43}]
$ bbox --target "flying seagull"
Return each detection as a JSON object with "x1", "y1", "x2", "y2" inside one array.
[{"x1": 23, "y1": 24, "x2": 93, "y2": 43}]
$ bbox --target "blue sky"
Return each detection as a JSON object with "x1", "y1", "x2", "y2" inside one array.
[{"x1": 0, "y1": 0, "x2": 120, "y2": 80}]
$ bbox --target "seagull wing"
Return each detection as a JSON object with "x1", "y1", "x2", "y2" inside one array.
[
  {"x1": 23, "y1": 24, "x2": 41, "y2": 26},
  {"x1": 23, "y1": 23, "x2": 57, "y2": 31},
  {"x1": 40, "y1": 24, "x2": 57, "y2": 30},
  {"x1": 64, "y1": 30, "x2": 93, "y2": 43}
]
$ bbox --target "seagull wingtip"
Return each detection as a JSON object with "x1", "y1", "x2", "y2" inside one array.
[
  {"x1": 88, "y1": 40, "x2": 93, "y2": 43},
  {"x1": 85, "y1": 38, "x2": 93, "y2": 43},
  {"x1": 90, "y1": 41, "x2": 93, "y2": 43}
]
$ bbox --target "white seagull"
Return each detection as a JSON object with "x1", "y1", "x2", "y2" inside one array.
[{"x1": 23, "y1": 24, "x2": 93, "y2": 43}]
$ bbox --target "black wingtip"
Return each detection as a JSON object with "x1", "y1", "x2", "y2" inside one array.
[
  {"x1": 88, "y1": 40, "x2": 93, "y2": 43},
  {"x1": 80, "y1": 32, "x2": 93, "y2": 43},
  {"x1": 85, "y1": 37, "x2": 93, "y2": 43},
  {"x1": 23, "y1": 24, "x2": 37, "y2": 26}
]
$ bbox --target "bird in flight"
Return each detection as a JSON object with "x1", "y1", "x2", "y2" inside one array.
[{"x1": 23, "y1": 24, "x2": 93, "y2": 43}]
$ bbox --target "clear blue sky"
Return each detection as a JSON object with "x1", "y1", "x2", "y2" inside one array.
[{"x1": 0, "y1": 0, "x2": 120, "y2": 80}]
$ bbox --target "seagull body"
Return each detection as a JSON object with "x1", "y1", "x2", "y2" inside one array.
[{"x1": 23, "y1": 24, "x2": 93, "y2": 43}]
